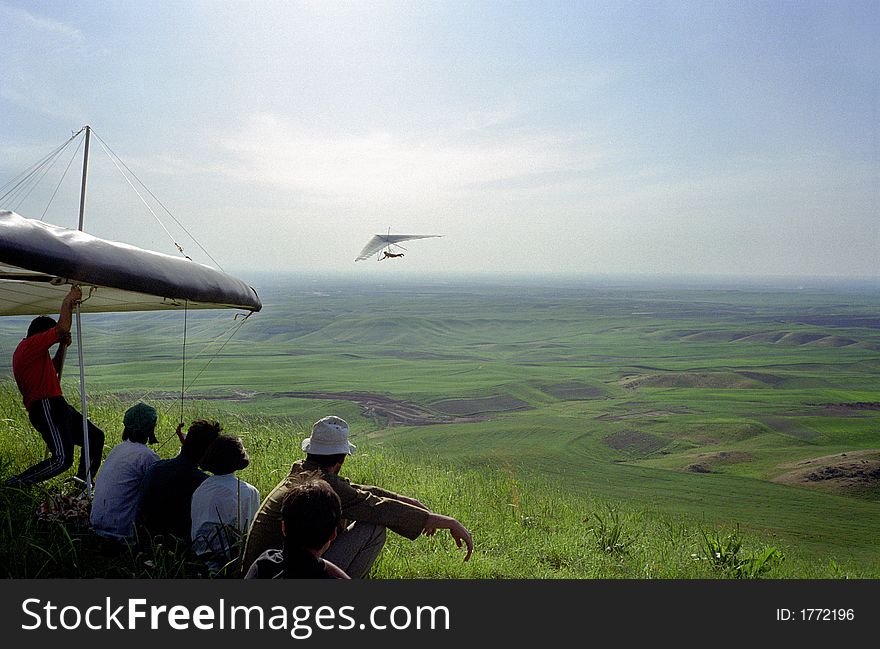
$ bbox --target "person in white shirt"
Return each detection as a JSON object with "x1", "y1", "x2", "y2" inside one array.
[
  {"x1": 190, "y1": 435, "x2": 260, "y2": 569},
  {"x1": 90, "y1": 402, "x2": 160, "y2": 541}
]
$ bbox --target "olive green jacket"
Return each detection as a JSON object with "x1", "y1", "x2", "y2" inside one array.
[{"x1": 241, "y1": 459, "x2": 429, "y2": 570}]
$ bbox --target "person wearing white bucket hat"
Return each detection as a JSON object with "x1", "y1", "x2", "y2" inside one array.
[
  {"x1": 243, "y1": 415, "x2": 473, "y2": 577},
  {"x1": 300, "y1": 416, "x2": 356, "y2": 455}
]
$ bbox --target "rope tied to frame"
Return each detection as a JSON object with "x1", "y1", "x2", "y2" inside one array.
[{"x1": 152, "y1": 310, "x2": 252, "y2": 453}]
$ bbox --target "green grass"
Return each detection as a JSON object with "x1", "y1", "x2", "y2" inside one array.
[
  {"x1": 1, "y1": 278, "x2": 879, "y2": 577},
  {"x1": 0, "y1": 392, "x2": 870, "y2": 578}
]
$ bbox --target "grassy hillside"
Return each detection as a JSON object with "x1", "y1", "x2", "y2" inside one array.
[
  {"x1": 1, "y1": 277, "x2": 878, "y2": 577},
  {"x1": 0, "y1": 389, "x2": 871, "y2": 578}
]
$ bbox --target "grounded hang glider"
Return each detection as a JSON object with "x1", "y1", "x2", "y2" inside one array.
[
  {"x1": 0, "y1": 211, "x2": 261, "y2": 316},
  {"x1": 0, "y1": 125, "x2": 261, "y2": 500},
  {"x1": 354, "y1": 233, "x2": 442, "y2": 262}
]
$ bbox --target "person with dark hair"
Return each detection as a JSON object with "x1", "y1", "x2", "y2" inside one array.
[
  {"x1": 242, "y1": 416, "x2": 473, "y2": 577},
  {"x1": 245, "y1": 475, "x2": 349, "y2": 579},
  {"x1": 5, "y1": 286, "x2": 105, "y2": 488},
  {"x1": 90, "y1": 402, "x2": 160, "y2": 541},
  {"x1": 137, "y1": 419, "x2": 223, "y2": 542},
  {"x1": 190, "y1": 435, "x2": 260, "y2": 566}
]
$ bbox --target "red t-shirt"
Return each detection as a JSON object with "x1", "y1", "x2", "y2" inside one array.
[{"x1": 12, "y1": 326, "x2": 64, "y2": 411}]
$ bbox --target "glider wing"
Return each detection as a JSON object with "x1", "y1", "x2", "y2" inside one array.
[
  {"x1": 354, "y1": 234, "x2": 441, "y2": 261},
  {"x1": 0, "y1": 210, "x2": 262, "y2": 316}
]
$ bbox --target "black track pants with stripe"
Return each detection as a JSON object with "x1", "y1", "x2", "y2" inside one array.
[{"x1": 14, "y1": 396, "x2": 105, "y2": 485}]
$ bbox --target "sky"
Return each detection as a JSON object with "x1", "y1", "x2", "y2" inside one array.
[{"x1": 0, "y1": 0, "x2": 877, "y2": 281}]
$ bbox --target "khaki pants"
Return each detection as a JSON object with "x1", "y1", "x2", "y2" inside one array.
[{"x1": 323, "y1": 522, "x2": 386, "y2": 579}]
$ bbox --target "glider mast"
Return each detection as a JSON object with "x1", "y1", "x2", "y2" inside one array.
[
  {"x1": 75, "y1": 125, "x2": 93, "y2": 499},
  {"x1": 77, "y1": 126, "x2": 91, "y2": 231}
]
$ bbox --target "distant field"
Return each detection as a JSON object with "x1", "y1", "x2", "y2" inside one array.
[{"x1": 1, "y1": 275, "x2": 879, "y2": 575}]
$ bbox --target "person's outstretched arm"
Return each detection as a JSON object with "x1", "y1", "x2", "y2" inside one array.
[
  {"x1": 422, "y1": 513, "x2": 474, "y2": 561},
  {"x1": 175, "y1": 422, "x2": 187, "y2": 444},
  {"x1": 57, "y1": 286, "x2": 81, "y2": 335},
  {"x1": 393, "y1": 494, "x2": 429, "y2": 510}
]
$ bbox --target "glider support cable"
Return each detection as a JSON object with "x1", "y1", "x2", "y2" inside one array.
[
  {"x1": 149, "y1": 312, "x2": 252, "y2": 452},
  {"x1": 0, "y1": 128, "x2": 82, "y2": 198},
  {"x1": 91, "y1": 131, "x2": 224, "y2": 270},
  {"x1": 40, "y1": 138, "x2": 85, "y2": 222},
  {"x1": 10, "y1": 148, "x2": 65, "y2": 214},
  {"x1": 0, "y1": 129, "x2": 83, "y2": 213},
  {"x1": 182, "y1": 313, "x2": 250, "y2": 395},
  {"x1": 92, "y1": 134, "x2": 187, "y2": 258}
]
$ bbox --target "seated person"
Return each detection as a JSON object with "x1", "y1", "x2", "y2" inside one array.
[
  {"x1": 245, "y1": 474, "x2": 349, "y2": 579},
  {"x1": 90, "y1": 402, "x2": 160, "y2": 541},
  {"x1": 243, "y1": 416, "x2": 473, "y2": 578},
  {"x1": 137, "y1": 419, "x2": 222, "y2": 543},
  {"x1": 191, "y1": 435, "x2": 261, "y2": 566}
]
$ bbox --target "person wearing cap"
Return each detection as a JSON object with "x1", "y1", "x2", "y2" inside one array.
[
  {"x1": 5, "y1": 286, "x2": 105, "y2": 488},
  {"x1": 242, "y1": 416, "x2": 474, "y2": 577},
  {"x1": 190, "y1": 435, "x2": 261, "y2": 570},
  {"x1": 89, "y1": 402, "x2": 160, "y2": 541}
]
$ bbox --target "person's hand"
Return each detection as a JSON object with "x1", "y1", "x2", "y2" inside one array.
[
  {"x1": 423, "y1": 514, "x2": 474, "y2": 561},
  {"x1": 65, "y1": 286, "x2": 83, "y2": 304},
  {"x1": 449, "y1": 520, "x2": 473, "y2": 561},
  {"x1": 175, "y1": 422, "x2": 186, "y2": 444}
]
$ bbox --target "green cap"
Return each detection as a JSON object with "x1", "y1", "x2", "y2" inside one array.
[{"x1": 123, "y1": 402, "x2": 158, "y2": 436}]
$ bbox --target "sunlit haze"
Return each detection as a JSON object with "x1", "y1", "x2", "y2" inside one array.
[{"x1": 1, "y1": 1, "x2": 877, "y2": 281}]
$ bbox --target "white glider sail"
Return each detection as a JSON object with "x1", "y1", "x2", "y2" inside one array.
[
  {"x1": 0, "y1": 210, "x2": 262, "y2": 316},
  {"x1": 354, "y1": 233, "x2": 442, "y2": 261}
]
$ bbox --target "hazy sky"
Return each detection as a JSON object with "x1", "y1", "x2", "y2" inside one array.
[{"x1": 1, "y1": 1, "x2": 877, "y2": 280}]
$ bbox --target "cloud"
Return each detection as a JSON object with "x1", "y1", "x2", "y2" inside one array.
[
  {"x1": 0, "y1": 3, "x2": 87, "y2": 119},
  {"x1": 4, "y1": 4, "x2": 83, "y2": 43},
  {"x1": 210, "y1": 113, "x2": 601, "y2": 206}
]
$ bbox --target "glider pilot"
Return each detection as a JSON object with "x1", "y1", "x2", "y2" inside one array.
[
  {"x1": 379, "y1": 250, "x2": 404, "y2": 260},
  {"x1": 5, "y1": 286, "x2": 105, "y2": 487}
]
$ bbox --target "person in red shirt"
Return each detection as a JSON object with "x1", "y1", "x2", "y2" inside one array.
[{"x1": 5, "y1": 286, "x2": 105, "y2": 488}]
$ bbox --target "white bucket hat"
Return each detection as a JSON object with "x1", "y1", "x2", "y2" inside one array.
[{"x1": 301, "y1": 416, "x2": 356, "y2": 455}]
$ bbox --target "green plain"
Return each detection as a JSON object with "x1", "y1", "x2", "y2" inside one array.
[{"x1": 1, "y1": 275, "x2": 878, "y2": 577}]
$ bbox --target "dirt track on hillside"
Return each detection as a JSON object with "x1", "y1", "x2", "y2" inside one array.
[
  {"x1": 277, "y1": 391, "x2": 490, "y2": 426},
  {"x1": 115, "y1": 389, "x2": 521, "y2": 427}
]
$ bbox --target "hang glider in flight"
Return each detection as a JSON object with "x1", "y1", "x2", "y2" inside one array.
[{"x1": 354, "y1": 233, "x2": 442, "y2": 262}]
